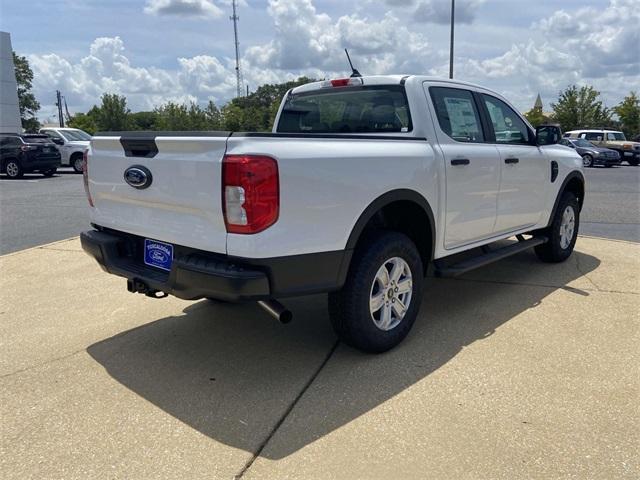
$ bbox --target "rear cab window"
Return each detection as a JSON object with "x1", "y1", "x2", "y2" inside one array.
[{"x1": 276, "y1": 85, "x2": 412, "y2": 134}]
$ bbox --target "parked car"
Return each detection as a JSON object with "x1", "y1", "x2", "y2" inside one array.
[
  {"x1": 81, "y1": 75, "x2": 584, "y2": 353},
  {"x1": 559, "y1": 138, "x2": 621, "y2": 167},
  {"x1": 0, "y1": 133, "x2": 61, "y2": 178},
  {"x1": 564, "y1": 129, "x2": 640, "y2": 166},
  {"x1": 39, "y1": 127, "x2": 91, "y2": 173}
]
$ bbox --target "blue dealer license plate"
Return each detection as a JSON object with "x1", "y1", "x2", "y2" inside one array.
[{"x1": 144, "y1": 239, "x2": 173, "y2": 271}]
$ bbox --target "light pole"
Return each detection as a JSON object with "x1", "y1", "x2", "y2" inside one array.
[{"x1": 449, "y1": 0, "x2": 455, "y2": 79}]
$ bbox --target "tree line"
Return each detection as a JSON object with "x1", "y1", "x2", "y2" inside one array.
[
  {"x1": 66, "y1": 77, "x2": 315, "y2": 134},
  {"x1": 524, "y1": 86, "x2": 638, "y2": 137},
  {"x1": 13, "y1": 52, "x2": 640, "y2": 138}
]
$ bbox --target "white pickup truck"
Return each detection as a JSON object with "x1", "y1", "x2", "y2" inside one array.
[{"x1": 81, "y1": 75, "x2": 585, "y2": 353}]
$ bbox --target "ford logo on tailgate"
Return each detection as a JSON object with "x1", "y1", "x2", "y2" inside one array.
[{"x1": 124, "y1": 165, "x2": 152, "y2": 189}]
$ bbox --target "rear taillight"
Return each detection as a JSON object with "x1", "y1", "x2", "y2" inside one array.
[
  {"x1": 222, "y1": 154, "x2": 279, "y2": 234},
  {"x1": 82, "y1": 149, "x2": 94, "y2": 207},
  {"x1": 20, "y1": 145, "x2": 37, "y2": 152}
]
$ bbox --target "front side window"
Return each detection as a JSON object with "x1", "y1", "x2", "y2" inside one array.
[
  {"x1": 277, "y1": 85, "x2": 412, "y2": 134},
  {"x1": 482, "y1": 94, "x2": 530, "y2": 145},
  {"x1": 429, "y1": 87, "x2": 484, "y2": 143},
  {"x1": 559, "y1": 139, "x2": 574, "y2": 148},
  {"x1": 607, "y1": 132, "x2": 626, "y2": 141}
]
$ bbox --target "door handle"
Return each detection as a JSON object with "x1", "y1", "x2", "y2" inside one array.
[
  {"x1": 504, "y1": 157, "x2": 519, "y2": 164},
  {"x1": 451, "y1": 158, "x2": 470, "y2": 166}
]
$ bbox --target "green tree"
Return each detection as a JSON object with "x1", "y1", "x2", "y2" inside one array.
[
  {"x1": 95, "y1": 93, "x2": 131, "y2": 131},
  {"x1": 613, "y1": 92, "x2": 640, "y2": 138},
  {"x1": 13, "y1": 52, "x2": 41, "y2": 132},
  {"x1": 130, "y1": 111, "x2": 159, "y2": 130},
  {"x1": 523, "y1": 106, "x2": 551, "y2": 128},
  {"x1": 222, "y1": 77, "x2": 316, "y2": 131},
  {"x1": 551, "y1": 85, "x2": 612, "y2": 132},
  {"x1": 67, "y1": 112, "x2": 97, "y2": 134}
]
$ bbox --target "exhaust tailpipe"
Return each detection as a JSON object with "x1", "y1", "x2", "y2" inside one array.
[{"x1": 258, "y1": 299, "x2": 293, "y2": 324}]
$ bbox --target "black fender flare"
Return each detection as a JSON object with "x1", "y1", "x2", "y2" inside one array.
[
  {"x1": 338, "y1": 189, "x2": 436, "y2": 280},
  {"x1": 546, "y1": 170, "x2": 585, "y2": 227}
]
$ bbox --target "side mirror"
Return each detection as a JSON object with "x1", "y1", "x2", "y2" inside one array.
[
  {"x1": 536, "y1": 125, "x2": 562, "y2": 146},
  {"x1": 52, "y1": 137, "x2": 64, "y2": 145}
]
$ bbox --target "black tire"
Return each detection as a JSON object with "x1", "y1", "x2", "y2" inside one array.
[
  {"x1": 581, "y1": 154, "x2": 593, "y2": 168},
  {"x1": 628, "y1": 158, "x2": 639, "y2": 166},
  {"x1": 534, "y1": 192, "x2": 579, "y2": 263},
  {"x1": 43, "y1": 168, "x2": 57, "y2": 177},
  {"x1": 4, "y1": 159, "x2": 23, "y2": 179},
  {"x1": 72, "y1": 154, "x2": 84, "y2": 173},
  {"x1": 328, "y1": 231, "x2": 424, "y2": 353}
]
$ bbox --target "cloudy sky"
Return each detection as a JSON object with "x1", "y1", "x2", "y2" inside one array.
[{"x1": 2, "y1": 0, "x2": 638, "y2": 121}]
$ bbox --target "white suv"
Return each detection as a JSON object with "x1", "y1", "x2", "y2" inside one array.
[{"x1": 39, "y1": 128, "x2": 91, "y2": 172}]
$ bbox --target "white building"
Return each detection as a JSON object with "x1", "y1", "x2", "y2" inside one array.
[{"x1": 0, "y1": 31, "x2": 21, "y2": 133}]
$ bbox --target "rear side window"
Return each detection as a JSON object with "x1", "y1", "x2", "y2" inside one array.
[
  {"x1": 1, "y1": 136, "x2": 21, "y2": 145},
  {"x1": 481, "y1": 94, "x2": 530, "y2": 145},
  {"x1": 22, "y1": 136, "x2": 51, "y2": 143},
  {"x1": 277, "y1": 86, "x2": 412, "y2": 134},
  {"x1": 583, "y1": 132, "x2": 603, "y2": 141},
  {"x1": 429, "y1": 87, "x2": 484, "y2": 143}
]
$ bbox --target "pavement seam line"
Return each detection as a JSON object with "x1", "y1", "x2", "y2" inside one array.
[
  {"x1": 0, "y1": 348, "x2": 86, "y2": 379},
  {"x1": 441, "y1": 276, "x2": 639, "y2": 296},
  {"x1": 234, "y1": 340, "x2": 340, "y2": 479},
  {"x1": 0, "y1": 236, "x2": 80, "y2": 258}
]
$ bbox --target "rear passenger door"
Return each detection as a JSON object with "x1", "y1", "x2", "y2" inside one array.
[
  {"x1": 427, "y1": 86, "x2": 501, "y2": 249},
  {"x1": 480, "y1": 94, "x2": 548, "y2": 233}
]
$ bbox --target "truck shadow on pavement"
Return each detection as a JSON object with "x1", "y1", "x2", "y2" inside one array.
[{"x1": 87, "y1": 249, "x2": 600, "y2": 460}]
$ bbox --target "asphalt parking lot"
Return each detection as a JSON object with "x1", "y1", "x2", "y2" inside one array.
[
  {"x1": 1, "y1": 164, "x2": 639, "y2": 479},
  {"x1": 1, "y1": 164, "x2": 638, "y2": 255}
]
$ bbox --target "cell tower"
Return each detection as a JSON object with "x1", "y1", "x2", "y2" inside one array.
[{"x1": 230, "y1": 0, "x2": 243, "y2": 97}]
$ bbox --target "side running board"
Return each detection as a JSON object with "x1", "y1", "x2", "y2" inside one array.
[{"x1": 434, "y1": 236, "x2": 548, "y2": 278}]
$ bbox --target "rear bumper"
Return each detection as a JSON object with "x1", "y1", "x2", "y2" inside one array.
[
  {"x1": 81, "y1": 228, "x2": 351, "y2": 301},
  {"x1": 22, "y1": 154, "x2": 61, "y2": 172}
]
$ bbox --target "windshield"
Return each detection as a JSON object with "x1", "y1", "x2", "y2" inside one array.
[
  {"x1": 574, "y1": 139, "x2": 594, "y2": 148},
  {"x1": 59, "y1": 129, "x2": 91, "y2": 141},
  {"x1": 277, "y1": 85, "x2": 412, "y2": 134}
]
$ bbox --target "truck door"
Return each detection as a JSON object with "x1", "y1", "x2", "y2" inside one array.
[
  {"x1": 479, "y1": 94, "x2": 548, "y2": 233},
  {"x1": 426, "y1": 85, "x2": 500, "y2": 249}
]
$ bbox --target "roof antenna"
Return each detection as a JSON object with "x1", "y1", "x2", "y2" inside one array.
[{"x1": 344, "y1": 49, "x2": 361, "y2": 78}]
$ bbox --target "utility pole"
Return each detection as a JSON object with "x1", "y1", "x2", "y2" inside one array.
[
  {"x1": 230, "y1": 0, "x2": 243, "y2": 97},
  {"x1": 55, "y1": 90, "x2": 65, "y2": 127},
  {"x1": 449, "y1": 0, "x2": 455, "y2": 79}
]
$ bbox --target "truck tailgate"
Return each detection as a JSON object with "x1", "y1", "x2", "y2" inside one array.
[{"x1": 88, "y1": 133, "x2": 229, "y2": 254}]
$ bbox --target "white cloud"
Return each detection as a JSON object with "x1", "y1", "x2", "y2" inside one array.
[
  {"x1": 413, "y1": 0, "x2": 486, "y2": 24},
  {"x1": 28, "y1": 0, "x2": 640, "y2": 118},
  {"x1": 144, "y1": 0, "x2": 223, "y2": 18}
]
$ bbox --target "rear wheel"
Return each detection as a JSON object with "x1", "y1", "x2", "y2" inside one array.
[
  {"x1": 328, "y1": 231, "x2": 424, "y2": 353},
  {"x1": 4, "y1": 159, "x2": 23, "y2": 179},
  {"x1": 581, "y1": 154, "x2": 593, "y2": 168},
  {"x1": 535, "y1": 192, "x2": 579, "y2": 263},
  {"x1": 628, "y1": 158, "x2": 639, "y2": 166},
  {"x1": 72, "y1": 154, "x2": 84, "y2": 173}
]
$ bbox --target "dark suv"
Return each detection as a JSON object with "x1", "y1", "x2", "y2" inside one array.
[{"x1": 0, "y1": 134, "x2": 61, "y2": 178}]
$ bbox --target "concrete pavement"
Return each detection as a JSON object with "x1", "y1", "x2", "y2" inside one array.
[{"x1": 1, "y1": 236, "x2": 638, "y2": 479}]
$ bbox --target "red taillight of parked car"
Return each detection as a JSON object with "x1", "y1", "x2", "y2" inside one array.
[
  {"x1": 82, "y1": 148, "x2": 94, "y2": 207},
  {"x1": 222, "y1": 154, "x2": 279, "y2": 234}
]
